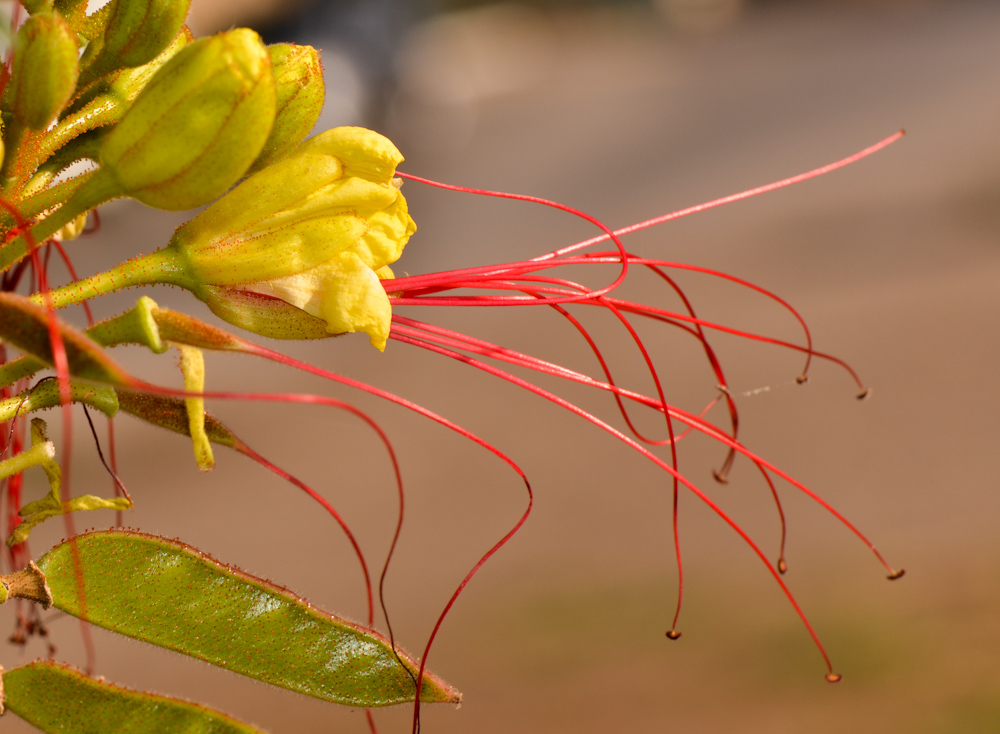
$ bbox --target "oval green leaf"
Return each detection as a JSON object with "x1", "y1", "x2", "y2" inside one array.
[
  {"x1": 34, "y1": 530, "x2": 460, "y2": 707},
  {"x1": 1, "y1": 659, "x2": 265, "y2": 733}
]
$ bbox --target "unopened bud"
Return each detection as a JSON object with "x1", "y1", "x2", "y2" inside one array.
[
  {"x1": 61, "y1": 26, "x2": 190, "y2": 126},
  {"x1": 99, "y1": 28, "x2": 276, "y2": 210},
  {"x1": 247, "y1": 43, "x2": 325, "y2": 174},
  {"x1": 41, "y1": 127, "x2": 414, "y2": 350},
  {"x1": 7, "y1": 12, "x2": 79, "y2": 131},
  {"x1": 78, "y1": 0, "x2": 191, "y2": 86}
]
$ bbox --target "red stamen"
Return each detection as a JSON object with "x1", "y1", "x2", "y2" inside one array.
[
  {"x1": 387, "y1": 329, "x2": 840, "y2": 677},
  {"x1": 537, "y1": 130, "x2": 905, "y2": 260}
]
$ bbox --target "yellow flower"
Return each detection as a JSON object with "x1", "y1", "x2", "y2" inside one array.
[
  {"x1": 166, "y1": 126, "x2": 414, "y2": 350},
  {"x1": 43, "y1": 127, "x2": 416, "y2": 351}
]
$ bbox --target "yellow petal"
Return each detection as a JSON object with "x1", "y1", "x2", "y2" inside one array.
[{"x1": 247, "y1": 252, "x2": 392, "y2": 350}]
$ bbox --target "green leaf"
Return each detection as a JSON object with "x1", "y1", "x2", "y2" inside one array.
[
  {"x1": 31, "y1": 530, "x2": 461, "y2": 707},
  {"x1": 0, "y1": 659, "x2": 266, "y2": 733}
]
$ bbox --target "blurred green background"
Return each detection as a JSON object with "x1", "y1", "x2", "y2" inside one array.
[{"x1": 3, "y1": 0, "x2": 1000, "y2": 732}]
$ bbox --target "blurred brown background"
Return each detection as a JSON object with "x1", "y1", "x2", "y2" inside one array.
[{"x1": 4, "y1": 0, "x2": 1000, "y2": 732}]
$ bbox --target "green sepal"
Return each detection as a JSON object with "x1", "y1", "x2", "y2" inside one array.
[
  {"x1": 151, "y1": 305, "x2": 252, "y2": 351},
  {"x1": 0, "y1": 292, "x2": 131, "y2": 385},
  {"x1": 0, "y1": 660, "x2": 266, "y2": 733},
  {"x1": 117, "y1": 389, "x2": 240, "y2": 450},
  {"x1": 76, "y1": 2, "x2": 113, "y2": 42},
  {"x1": 77, "y1": 0, "x2": 191, "y2": 88},
  {"x1": 198, "y1": 286, "x2": 333, "y2": 340},
  {"x1": 32, "y1": 530, "x2": 462, "y2": 707}
]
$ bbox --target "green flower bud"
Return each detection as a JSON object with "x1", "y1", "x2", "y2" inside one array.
[
  {"x1": 40, "y1": 28, "x2": 191, "y2": 173},
  {"x1": 247, "y1": 43, "x2": 325, "y2": 174},
  {"x1": 99, "y1": 28, "x2": 276, "y2": 210},
  {"x1": 77, "y1": 0, "x2": 191, "y2": 87},
  {"x1": 7, "y1": 11, "x2": 79, "y2": 131}
]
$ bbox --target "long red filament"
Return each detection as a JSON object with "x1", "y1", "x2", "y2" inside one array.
[
  {"x1": 0, "y1": 193, "x2": 96, "y2": 671},
  {"x1": 536, "y1": 130, "x2": 905, "y2": 259},
  {"x1": 387, "y1": 329, "x2": 839, "y2": 675}
]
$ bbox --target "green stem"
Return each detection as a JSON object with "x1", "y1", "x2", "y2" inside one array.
[
  {"x1": 0, "y1": 381, "x2": 120, "y2": 423},
  {"x1": 31, "y1": 247, "x2": 193, "y2": 309},
  {"x1": 20, "y1": 168, "x2": 97, "y2": 216},
  {"x1": 0, "y1": 354, "x2": 45, "y2": 390},
  {"x1": 0, "y1": 120, "x2": 31, "y2": 189},
  {"x1": 0, "y1": 166, "x2": 120, "y2": 273},
  {"x1": 34, "y1": 96, "x2": 118, "y2": 169},
  {"x1": 0, "y1": 170, "x2": 95, "y2": 239},
  {"x1": 0, "y1": 441, "x2": 54, "y2": 482}
]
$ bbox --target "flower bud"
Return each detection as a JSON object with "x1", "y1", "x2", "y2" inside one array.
[
  {"x1": 78, "y1": 0, "x2": 191, "y2": 86},
  {"x1": 246, "y1": 43, "x2": 325, "y2": 174},
  {"x1": 173, "y1": 127, "x2": 416, "y2": 350},
  {"x1": 58, "y1": 26, "x2": 191, "y2": 129},
  {"x1": 7, "y1": 12, "x2": 79, "y2": 131},
  {"x1": 99, "y1": 28, "x2": 276, "y2": 211}
]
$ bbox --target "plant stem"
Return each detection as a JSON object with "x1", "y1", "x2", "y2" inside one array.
[
  {"x1": 31, "y1": 247, "x2": 193, "y2": 309},
  {"x1": 0, "y1": 167, "x2": 120, "y2": 273}
]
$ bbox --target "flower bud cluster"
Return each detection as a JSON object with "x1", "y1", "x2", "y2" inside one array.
[{"x1": 3, "y1": 0, "x2": 417, "y2": 346}]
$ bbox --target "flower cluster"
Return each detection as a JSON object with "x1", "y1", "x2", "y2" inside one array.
[
  {"x1": 0, "y1": 0, "x2": 902, "y2": 732},
  {"x1": 0, "y1": 0, "x2": 427, "y2": 729}
]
